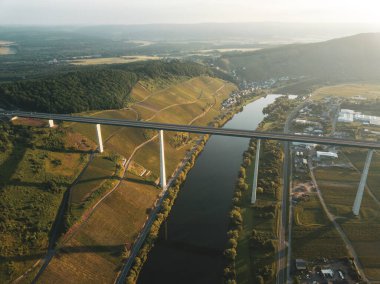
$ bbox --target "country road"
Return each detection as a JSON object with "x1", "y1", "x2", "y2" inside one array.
[{"x1": 276, "y1": 99, "x2": 308, "y2": 284}]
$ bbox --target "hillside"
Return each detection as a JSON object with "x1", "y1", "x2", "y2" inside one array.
[
  {"x1": 0, "y1": 60, "x2": 211, "y2": 113},
  {"x1": 0, "y1": 75, "x2": 237, "y2": 283},
  {"x1": 219, "y1": 33, "x2": 380, "y2": 83}
]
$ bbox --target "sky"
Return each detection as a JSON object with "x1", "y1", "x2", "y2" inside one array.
[{"x1": 1, "y1": 0, "x2": 380, "y2": 25}]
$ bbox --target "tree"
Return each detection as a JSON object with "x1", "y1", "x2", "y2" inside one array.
[
  {"x1": 255, "y1": 275, "x2": 264, "y2": 284},
  {"x1": 224, "y1": 248, "x2": 237, "y2": 261}
]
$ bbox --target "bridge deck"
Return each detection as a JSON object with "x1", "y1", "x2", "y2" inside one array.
[{"x1": 2, "y1": 110, "x2": 380, "y2": 149}]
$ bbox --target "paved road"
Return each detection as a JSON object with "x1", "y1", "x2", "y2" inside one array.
[
  {"x1": 276, "y1": 100, "x2": 308, "y2": 284},
  {"x1": 2, "y1": 110, "x2": 380, "y2": 149}
]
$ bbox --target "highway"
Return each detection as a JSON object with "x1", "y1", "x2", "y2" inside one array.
[{"x1": 2, "y1": 110, "x2": 380, "y2": 149}]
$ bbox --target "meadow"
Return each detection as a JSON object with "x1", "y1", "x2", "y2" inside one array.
[{"x1": 312, "y1": 84, "x2": 380, "y2": 100}]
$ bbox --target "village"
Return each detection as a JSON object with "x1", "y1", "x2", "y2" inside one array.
[{"x1": 288, "y1": 94, "x2": 379, "y2": 284}]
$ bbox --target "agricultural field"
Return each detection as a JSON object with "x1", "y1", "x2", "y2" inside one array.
[
  {"x1": 314, "y1": 166, "x2": 380, "y2": 281},
  {"x1": 0, "y1": 41, "x2": 16, "y2": 55},
  {"x1": 38, "y1": 178, "x2": 159, "y2": 283},
  {"x1": 36, "y1": 76, "x2": 237, "y2": 282},
  {"x1": 312, "y1": 84, "x2": 380, "y2": 100},
  {"x1": 291, "y1": 194, "x2": 348, "y2": 259},
  {"x1": 69, "y1": 56, "x2": 160, "y2": 65}
]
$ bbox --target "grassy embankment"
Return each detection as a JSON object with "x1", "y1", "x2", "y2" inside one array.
[
  {"x1": 223, "y1": 97, "x2": 302, "y2": 284},
  {"x1": 0, "y1": 120, "x2": 94, "y2": 283},
  {"x1": 36, "y1": 76, "x2": 238, "y2": 283}
]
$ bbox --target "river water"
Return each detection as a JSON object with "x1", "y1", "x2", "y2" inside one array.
[{"x1": 138, "y1": 95, "x2": 282, "y2": 284}]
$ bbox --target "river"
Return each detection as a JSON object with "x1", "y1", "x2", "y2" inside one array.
[{"x1": 138, "y1": 94, "x2": 282, "y2": 284}]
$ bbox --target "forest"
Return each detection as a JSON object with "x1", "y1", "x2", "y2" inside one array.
[{"x1": 0, "y1": 60, "x2": 211, "y2": 113}]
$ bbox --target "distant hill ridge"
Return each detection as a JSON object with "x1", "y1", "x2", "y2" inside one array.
[{"x1": 220, "y1": 33, "x2": 380, "y2": 82}]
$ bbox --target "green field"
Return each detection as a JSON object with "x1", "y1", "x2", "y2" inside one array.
[
  {"x1": 292, "y1": 195, "x2": 348, "y2": 259},
  {"x1": 312, "y1": 84, "x2": 380, "y2": 100},
  {"x1": 314, "y1": 166, "x2": 380, "y2": 281},
  {"x1": 0, "y1": 125, "x2": 91, "y2": 283}
]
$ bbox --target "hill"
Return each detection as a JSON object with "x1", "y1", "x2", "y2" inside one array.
[
  {"x1": 0, "y1": 60, "x2": 211, "y2": 113},
  {"x1": 219, "y1": 33, "x2": 380, "y2": 83}
]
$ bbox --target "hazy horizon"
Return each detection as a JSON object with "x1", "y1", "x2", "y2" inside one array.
[{"x1": 1, "y1": 0, "x2": 380, "y2": 26}]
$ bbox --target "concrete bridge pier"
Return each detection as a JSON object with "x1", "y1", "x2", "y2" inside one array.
[
  {"x1": 96, "y1": 124, "x2": 104, "y2": 153},
  {"x1": 251, "y1": 139, "x2": 261, "y2": 204},
  {"x1": 159, "y1": 130, "x2": 167, "y2": 190},
  {"x1": 352, "y1": 149, "x2": 374, "y2": 216},
  {"x1": 48, "y1": 119, "x2": 54, "y2": 128}
]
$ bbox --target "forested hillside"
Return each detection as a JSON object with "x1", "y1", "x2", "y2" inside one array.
[
  {"x1": 0, "y1": 60, "x2": 211, "y2": 113},
  {"x1": 219, "y1": 33, "x2": 380, "y2": 82}
]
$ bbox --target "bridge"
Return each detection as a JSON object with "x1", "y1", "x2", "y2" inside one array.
[{"x1": 1, "y1": 110, "x2": 378, "y2": 216}]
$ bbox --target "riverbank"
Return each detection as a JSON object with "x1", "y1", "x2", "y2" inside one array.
[
  {"x1": 121, "y1": 92, "x2": 266, "y2": 283},
  {"x1": 136, "y1": 95, "x2": 282, "y2": 284},
  {"x1": 224, "y1": 96, "x2": 303, "y2": 284}
]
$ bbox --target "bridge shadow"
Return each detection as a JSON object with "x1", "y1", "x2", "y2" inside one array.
[
  {"x1": 125, "y1": 176, "x2": 157, "y2": 186},
  {"x1": 0, "y1": 143, "x2": 27, "y2": 188},
  {"x1": 0, "y1": 244, "x2": 126, "y2": 263},
  {"x1": 291, "y1": 213, "x2": 352, "y2": 252},
  {"x1": 75, "y1": 175, "x2": 122, "y2": 185},
  {"x1": 156, "y1": 239, "x2": 222, "y2": 257},
  {"x1": 35, "y1": 145, "x2": 94, "y2": 154},
  {"x1": 6, "y1": 179, "x2": 71, "y2": 189}
]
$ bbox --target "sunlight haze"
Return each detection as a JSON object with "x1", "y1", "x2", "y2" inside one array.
[{"x1": 1, "y1": 0, "x2": 380, "y2": 25}]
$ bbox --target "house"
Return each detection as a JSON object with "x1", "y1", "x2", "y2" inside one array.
[
  {"x1": 295, "y1": 259, "x2": 307, "y2": 270},
  {"x1": 321, "y1": 269, "x2": 334, "y2": 278}
]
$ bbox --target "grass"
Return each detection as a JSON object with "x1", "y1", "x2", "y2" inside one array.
[
  {"x1": 314, "y1": 166, "x2": 380, "y2": 281},
  {"x1": 0, "y1": 126, "x2": 91, "y2": 283},
  {"x1": 69, "y1": 56, "x2": 160, "y2": 65},
  {"x1": 236, "y1": 141, "x2": 280, "y2": 284},
  {"x1": 70, "y1": 155, "x2": 117, "y2": 204},
  {"x1": 312, "y1": 84, "x2": 380, "y2": 100}
]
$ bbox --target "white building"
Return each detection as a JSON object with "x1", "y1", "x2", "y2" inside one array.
[
  {"x1": 338, "y1": 109, "x2": 355, "y2": 123},
  {"x1": 317, "y1": 151, "x2": 338, "y2": 159},
  {"x1": 338, "y1": 109, "x2": 380, "y2": 126}
]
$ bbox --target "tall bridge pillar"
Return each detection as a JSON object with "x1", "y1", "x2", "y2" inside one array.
[
  {"x1": 48, "y1": 119, "x2": 54, "y2": 128},
  {"x1": 159, "y1": 130, "x2": 167, "y2": 190},
  {"x1": 352, "y1": 149, "x2": 374, "y2": 216},
  {"x1": 251, "y1": 139, "x2": 261, "y2": 204},
  {"x1": 96, "y1": 124, "x2": 104, "y2": 153}
]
